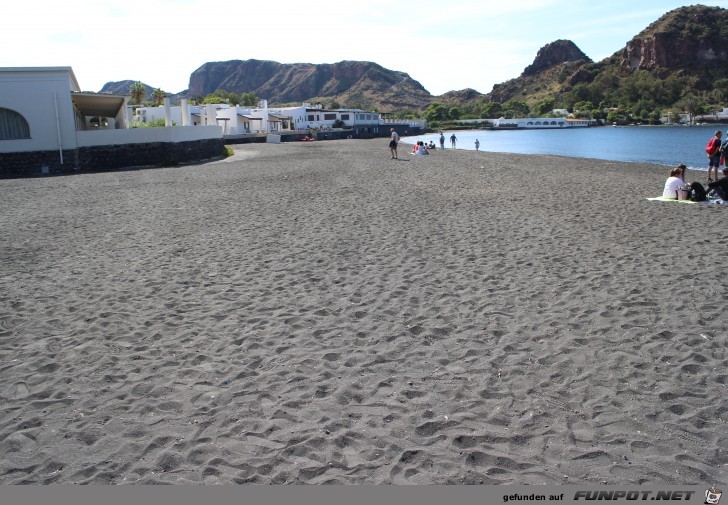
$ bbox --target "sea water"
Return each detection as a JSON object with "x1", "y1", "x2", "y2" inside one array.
[{"x1": 403, "y1": 125, "x2": 727, "y2": 171}]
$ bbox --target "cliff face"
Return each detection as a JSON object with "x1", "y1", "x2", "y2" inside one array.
[
  {"x1": 186, "y1": 59, "x2": 433, "y2": 111},
  {"x1": 522, "y1": 40, "x2": 590, "y2": 77},
  {"x1": 486, "y1": 40, "x2": 591, "y2": 104},
  {"x1": 619, "y1": 5, "x2": 728, "y2": 72}
]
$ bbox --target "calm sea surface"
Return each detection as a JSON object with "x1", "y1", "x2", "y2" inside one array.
[{"x1": 403, "y1": 125, "x2": 727, "y2": 171}]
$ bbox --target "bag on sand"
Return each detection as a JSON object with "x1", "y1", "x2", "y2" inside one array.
[{"x1": 690, "y1": 181, "x2": 706, "y2": 202}]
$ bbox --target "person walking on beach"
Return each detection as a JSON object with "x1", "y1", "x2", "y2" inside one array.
[
  {"x1": 450, "y1": 133, "x2": 457, "y2": 149},
  {"x1": 439, "y1": 133, "x2": 445, "y2": 150},
  {"x1": 706, "y1": 130, "x2": 722, "y2": 184},
  {"x1": 474, "y1": 139, "x2": 480, "y2": 151},
  {"x1": 389, "y1": 128, "x2": 399, "y2": 159}
]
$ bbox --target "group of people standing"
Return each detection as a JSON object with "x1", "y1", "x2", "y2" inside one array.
[
  {"x1": 706, "y1": 129, "x2": 727, "y2": 184},
  {"x1": 389, "y1": 129, "x2": 481, "y2": 158},
  {"x1": 703, "y1": 130, "x2": 728, "y2": 200}
]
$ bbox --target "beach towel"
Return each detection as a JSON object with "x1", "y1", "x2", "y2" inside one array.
[
  {"x1": 646, "y1": 196, "x2": 697, "y2": 204},
  {"x1": 647, "y1": 196, "x2": 725, "y2": 205}
]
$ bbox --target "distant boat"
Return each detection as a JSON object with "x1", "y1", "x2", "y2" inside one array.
[{"x1": 491, "y1": 117, "x2": 598, "y2": 129}]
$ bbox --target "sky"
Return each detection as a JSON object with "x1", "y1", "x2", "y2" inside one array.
[{"x1": 3, "y1": 0, "x2": 727, "y2": 96}]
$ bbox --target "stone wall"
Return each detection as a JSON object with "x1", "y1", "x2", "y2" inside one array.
[
  {"x1": 0, "y1": 138, "x2": 225, "y2": 178},
  {"x1": 223, "y1": 135, "x2": 268, "y2": 145}
]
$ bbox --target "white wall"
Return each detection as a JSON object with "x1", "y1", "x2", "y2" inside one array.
[
  {"x1": 76, "y1": 125, "x2": 222, "y2": 147},
  {"x1": 0, "y1": 69, "x2": 78, "y2": 153}
]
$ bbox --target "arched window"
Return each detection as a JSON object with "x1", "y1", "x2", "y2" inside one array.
[{"x1": 0, "y1": 108, "x2": 30, "y2": 140}]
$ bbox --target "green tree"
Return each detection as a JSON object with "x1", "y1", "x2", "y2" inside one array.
[
  {"x1": 391, "y1": 109, "x2": 422, "y2": 120},
  {"x1": 425, "y1": 102, "x2": 449, "y2": 122},
  {"x1": 152, "y1": 88, "x2": 166, "y2": 106},
  {"x1": 503, "y1": 100, "x2": 530, "y2": 118},
  {"x1": 481, "y1": 102, "x2": 503, "y2": 119},
  {"x1": 449, "y1": 107, "x2": 461, "y2": 120},
  {"x1": 130, "y1": 81, "x2": 146, "y2": 105},
  {"x1": 534, "y1": 97, "x2": 556, "y2": 116},
  {"x1": 713, "y1": 78, "x2": 728, "y2": 102},
  {"x1": 201, "y1": 90, "x2": 240, "y2": 105},
  {"x1": 675, "y1": 94, "x2": 700, "y2": 124},
  {"x1": 240, "y1": 91, "x2": 258, "y2": 107}
]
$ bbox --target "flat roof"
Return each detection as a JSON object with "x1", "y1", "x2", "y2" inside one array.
[
  {"x1": 0, "y1": 66, "x2": 81, "y2": 91},
  {"x1": 71, "y1": 92, "x2": 127, "y2": 118}
]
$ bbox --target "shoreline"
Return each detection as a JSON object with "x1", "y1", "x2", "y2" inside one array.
[
  {"x1": 400, "y1": 128, "x2": 719, "y2": 171},
  {"x1": 0, "y1": 140, "x2": 725, "y2": 485}
]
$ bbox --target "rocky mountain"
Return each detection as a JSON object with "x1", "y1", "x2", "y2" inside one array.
[
  {"x1": 485, "y1": 40, "x2": 591, "y2": 104},
  {"x1": 611, "y1": 5, "x2": 728, "y2": 83},
  {"x1": 523, "y1": 40, "x2": 590, "y2": 77},
  {"x1": 484, "y1": 5, "x2": 728, "y2": 107},
  {"x1": 99, "y1": 80, "x2": 156, "y2": 100},
  {"x1": 186, "y1": 59, "x2": 432, "y2": 112},
  {"x1": 97, "y1": 5, "x2": 728, "y2": 114}
]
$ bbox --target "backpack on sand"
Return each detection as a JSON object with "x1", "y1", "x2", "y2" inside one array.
[{"x1": 690, "y1": 181, "x2": 706, "y2": 202}]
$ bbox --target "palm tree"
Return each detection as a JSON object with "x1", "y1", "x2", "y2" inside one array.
[
  {"x1": 130, "y1": 81, "x2": 146, "y2": 105},
  {"x1": 152, "y1": 88, "x2": 166, "y2": 107}
]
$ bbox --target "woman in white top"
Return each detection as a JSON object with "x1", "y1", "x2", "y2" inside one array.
[{"x1": 662, "y1": 165, "x2": 686, "y2": 199}]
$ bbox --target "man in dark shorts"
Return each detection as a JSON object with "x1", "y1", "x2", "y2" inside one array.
[
  {"x1": 389, "y1": 128, "x2": 399, "y2": 159},
  {"x1": 706, "y1": 130, "x2": 722, "y2": 184}
]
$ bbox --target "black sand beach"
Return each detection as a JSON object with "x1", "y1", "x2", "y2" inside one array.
[{"x1": 0, "y1": 139, "x2": 726, "y2": 484}]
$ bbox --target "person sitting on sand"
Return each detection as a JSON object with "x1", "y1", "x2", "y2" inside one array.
[
  {"x1": 414, "y1": 141, "x2": 430, "y2": 156},
  {"x1": 662, "y1": 165, "x2": 687, "y2": 199},
  {"x1": 707, "y1": 167, "x2": 728, "y2": 200},
  {"x1": 675, "y1": 163, "x2": 687, "y2": 183},
  {"x1": 428, "y1": 141, "x2": 436, "y2": 150}
]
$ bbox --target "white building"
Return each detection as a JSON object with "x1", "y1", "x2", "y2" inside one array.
[
  {"x1": 492, "y1": 117, "x2": 596, "y2": 128},
  {"x1": 1, "y1": 67, "x2": 224, "y2": 176},
  {"x1": 0, "y1": 67, "x2": 128, "y2": 157},
  {"x1": 131, "y1": 101, "x2": 426, "y2": 137}
]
